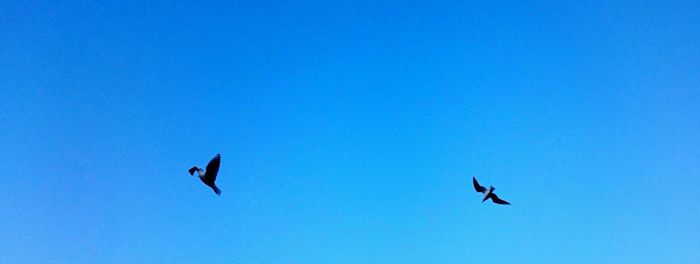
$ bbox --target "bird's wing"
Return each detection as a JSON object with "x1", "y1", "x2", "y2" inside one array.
[
  {"x1": 488, "y1": 193, "x2": 510, "y2": 205},
  {"x1": 204, "y1": 154, "x2": 221, "y2": 182},
  {"x1": 473, "y1": 177, "x2": 487, "y2": 193}
]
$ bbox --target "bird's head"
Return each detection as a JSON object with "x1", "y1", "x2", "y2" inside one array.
[{"x1": 188, "y1": 166, "x2": 200, "y2": 176}]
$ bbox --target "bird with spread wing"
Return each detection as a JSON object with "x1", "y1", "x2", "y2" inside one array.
[{"x1": 472, "y1": 177, "x2": 510, "y2": 205}]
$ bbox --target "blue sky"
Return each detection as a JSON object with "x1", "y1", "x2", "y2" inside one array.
[{"x1": 1, "y1": 0, "x2": 699, "y2": 263}]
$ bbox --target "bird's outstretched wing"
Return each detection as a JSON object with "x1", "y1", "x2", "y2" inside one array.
[
  {"x1": 473, "y1": 177, "x2": 487, "y2": 193},
  {"x1": 204, "y1": 153, "x2": 221, "y2": 182},
  {"x1": 488, "y1": 193, "x2": 510, "y2": 205}
]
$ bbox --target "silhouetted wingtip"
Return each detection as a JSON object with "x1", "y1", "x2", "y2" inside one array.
[
  {"x1": 472, "y1": 177, "x2": 487, "y2": 193},
  {"x1": 489, "y1": 193, "x2": 510, "y2": 205}
]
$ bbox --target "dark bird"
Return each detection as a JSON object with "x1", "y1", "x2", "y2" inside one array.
[
  {"x1": 188, "y1": 153, "x2": 222, "y2": 196},
  {"x1": 472, "y1": 177, "x2": 510, "y2": 205}
]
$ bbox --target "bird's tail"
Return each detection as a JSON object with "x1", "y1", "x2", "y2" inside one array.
[{"x1": 212, "y1": 186, "x2": 222, "y2": 196}]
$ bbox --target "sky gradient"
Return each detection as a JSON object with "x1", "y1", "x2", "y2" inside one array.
[{"x1": 2, "y1": 1, "x2": 699, "y2": 263}]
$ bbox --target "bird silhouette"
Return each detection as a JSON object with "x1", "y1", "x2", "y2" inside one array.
[
  {"x1": 188, "y1": 153, "x2": 222, "y2": 196},
  {"x1": 472, "y1": 177, "x2": 510, "y2": 205}
]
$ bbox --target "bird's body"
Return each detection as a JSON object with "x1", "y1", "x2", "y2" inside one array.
[
  {"x1": 472, "y1": 177, "x2": 510, "y2": 205},
  {"x1": 188, "y1": 154, "x2": 222, "y2": 196},
  {"x1": 481, "y1": 186, "x2": 493, "y2": 202}
]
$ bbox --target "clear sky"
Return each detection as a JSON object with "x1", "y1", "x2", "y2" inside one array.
[{"x1": 1, "y1": 1, "x2": 699, "y2": 263}]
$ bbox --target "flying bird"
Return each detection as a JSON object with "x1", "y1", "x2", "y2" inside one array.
[
  {"x1": 188, "y1": 153, "x2": 222, "y2": 196},
  {"x1": 472, "y1": 177, "x2": 510, "y2": 205}
]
